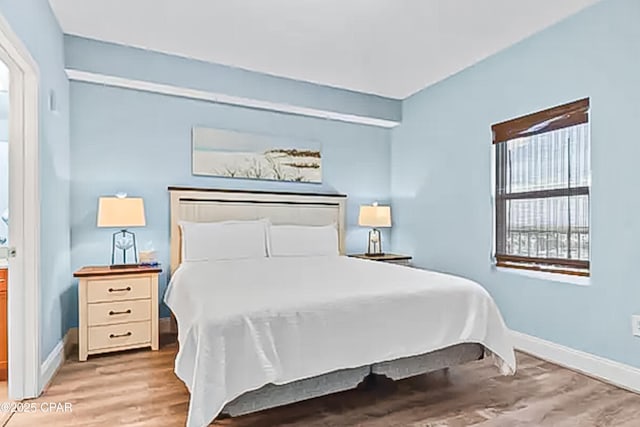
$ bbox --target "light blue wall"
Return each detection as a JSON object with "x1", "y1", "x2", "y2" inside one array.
[
  {"x1": 0, "y1": 0, "x2": 70, "y2": 363},
  {"x1": 69, "y1": 81, "x2": 391, "y2": 326},
  {"x1": 65, "y1": 35, "x2": 402, "y2": 124},
  {"x1": 391, "y1": 0, "x2": 640, "y2": 367}
]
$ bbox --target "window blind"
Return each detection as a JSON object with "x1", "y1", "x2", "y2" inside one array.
[{"x1": 493, "y1": 98, "x2": 591, "y2": 276}]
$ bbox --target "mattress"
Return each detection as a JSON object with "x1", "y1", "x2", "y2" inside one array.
[{"x1": 165, "y1": 256, "x2": 516, "y2": 427}]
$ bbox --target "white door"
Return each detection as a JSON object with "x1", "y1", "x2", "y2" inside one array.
[
  {"x1": 0, "y1": 12, "x2": 41, "y2": 399},
  {"x1": 0, "y1": 59, "x2": 9, "y2": 388}
]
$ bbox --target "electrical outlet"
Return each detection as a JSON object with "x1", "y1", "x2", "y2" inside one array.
[{"x1": 632, "y1": 315, "x2": 640, "y2": 337}]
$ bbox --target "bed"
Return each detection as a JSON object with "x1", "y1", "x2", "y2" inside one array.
[{"x1": 165, "y1": 187, "x2": 516, "y2": 427}]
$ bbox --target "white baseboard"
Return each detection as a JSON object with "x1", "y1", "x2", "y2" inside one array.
[
  {"x1": 39, "y1": 328, "x2": 76, "y2": 391},
  {"x1": 511, "y1": 330, "x2": 640, "y2": 393},
  {"x1": 39, "y1": 340, "x2": 63, "y2": 391}
]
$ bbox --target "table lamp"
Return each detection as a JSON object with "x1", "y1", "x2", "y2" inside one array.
[
  {"x1": 358, "y1": 202, "x2": 391, "y2": 256},
  {"x1": 97, "y1": 194, "x2": 146, "y2": 267}
]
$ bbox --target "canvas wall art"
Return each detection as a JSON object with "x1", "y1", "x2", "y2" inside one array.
[{"x1": 192, "y1": 127, "x2": 322, "y2": 183}]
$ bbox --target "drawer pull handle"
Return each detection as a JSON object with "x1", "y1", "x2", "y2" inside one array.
[
  {"x1": 108, "y1": 286, "x2": 131, "y2": 293},
  {"x1": 109, "y1": 332, "x2": 132, "y2": 339},
  {"x1": 108, "y1": 309, "x2": 132, "y2": 316}
]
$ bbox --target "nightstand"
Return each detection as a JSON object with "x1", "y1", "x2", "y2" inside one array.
[
  {"x1": 74, "y1": 265, "x2": 161, "y2": 361},
  {"x1": 348, "y1": 253, "x2": 413, "y2": 266}
]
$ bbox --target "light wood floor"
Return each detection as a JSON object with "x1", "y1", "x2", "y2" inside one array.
[{"x1": 4, "y1": 336, "x2": 640, "y2": 426}]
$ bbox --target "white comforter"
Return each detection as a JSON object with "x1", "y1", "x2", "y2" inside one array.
[{"x1": 165, "y1": 256, "x2": 516, "y2": 427}]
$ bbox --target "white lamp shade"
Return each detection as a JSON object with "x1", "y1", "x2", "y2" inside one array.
[
  {"x1": 97, "y1": 197, "x2": 146, "y2": 228},
  {"x1": 358, "y1": 205, "x2": 391, "y2": 227}
]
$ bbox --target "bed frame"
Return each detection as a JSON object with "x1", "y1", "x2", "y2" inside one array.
[{"x1": 168, "y1": 186, "x2": 484, "y2": 417}]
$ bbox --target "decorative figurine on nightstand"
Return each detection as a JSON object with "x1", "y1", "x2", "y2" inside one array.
[
  {"x1": 358, "y1": 202, "x2": 392, "y2": 256},
  {"x1": 139, "y1": 241, "x2": 160, "y2": 267}
]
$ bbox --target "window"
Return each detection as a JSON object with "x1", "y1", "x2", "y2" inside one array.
[{"x1": 492, "y1": 98, "x2": 590, "y2": 276}]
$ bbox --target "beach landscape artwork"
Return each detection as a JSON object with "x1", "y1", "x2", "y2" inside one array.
[{"x1": 192, "y1": 127, "x2": 322, "y2": 183}]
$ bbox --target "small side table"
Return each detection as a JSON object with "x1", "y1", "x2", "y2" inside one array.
[{"x1": 74, "y1": 265, "x2": 161, "y2": 361}]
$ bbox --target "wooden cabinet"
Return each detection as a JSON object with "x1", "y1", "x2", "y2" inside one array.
[
  {"x1": 0, "y1": 268, "x2": 7, "y2": 380},
  {"x1": 74, "y1": 265, "x2": 161, "y2": 361}
]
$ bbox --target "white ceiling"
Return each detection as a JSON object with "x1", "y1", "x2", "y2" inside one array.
[{"x1": 49, "y1": 0, "x2": 599, "y2": 99}]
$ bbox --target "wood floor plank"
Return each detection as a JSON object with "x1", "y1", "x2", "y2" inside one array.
[{"x1": 5, "y1": 336, "x2": 640, "y2": 426}]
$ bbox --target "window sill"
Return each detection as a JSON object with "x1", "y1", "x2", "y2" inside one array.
[{"x1": 494, "y1": 266, "x2": 590, "y2": 286}]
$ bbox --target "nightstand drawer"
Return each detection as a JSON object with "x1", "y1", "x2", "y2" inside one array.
[
  {"x1": 88, "y1": 300, "x2": 151, "y2": 326},
  {"x1": 88, "y1": 321, "x2": 151, "y2": 351},
  {"x1": 87, "y1": 276, "x2": 151, "y2": 303}
]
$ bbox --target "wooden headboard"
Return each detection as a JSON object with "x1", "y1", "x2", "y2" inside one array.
[{"x1": 168, "y1": 187, "x2": 347, "y2": 274}]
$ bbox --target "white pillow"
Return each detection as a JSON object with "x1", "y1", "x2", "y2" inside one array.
[
  {"x1": 180, "y1": 219, "x2": 268, "y2": 261},
  {"x1": 269, "y1": 224, "x2": 339, "y2": 257}
]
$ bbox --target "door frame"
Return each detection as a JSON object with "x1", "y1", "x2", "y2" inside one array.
[{"x1": 0, "y1": 13, "x2": 41, "y2": 398}]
